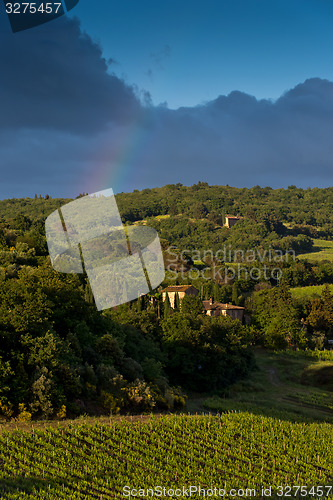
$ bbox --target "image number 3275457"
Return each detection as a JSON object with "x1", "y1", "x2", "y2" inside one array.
[{"x1": 3, "y1": 0, "x2": 79, "y2": 33}]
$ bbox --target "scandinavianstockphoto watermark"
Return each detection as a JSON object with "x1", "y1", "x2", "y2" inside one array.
[
  {"x1": 166, "y1": 245, "x2": 296, "y2": 282},
  {"x1": 168, "y1": 264, "x2": 284, "y2": 282},
  {"x1": 168, "y1": 245, "x2": 296, "y2": 264}
]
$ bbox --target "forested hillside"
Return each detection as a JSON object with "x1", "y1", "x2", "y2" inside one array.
[
  {"x1": 115, "y1": 183, "x2": 333, "y2": 229},
  {"x1": 1, "y1": 183, "x2": 333, "y2": 233},
  {"x1": 1, "y1": 184, "x2": 333, "y2": 422}
]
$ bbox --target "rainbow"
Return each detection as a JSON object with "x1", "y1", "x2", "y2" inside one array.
[{"x1": 78, "y1": 120, "x2": 153, "y2": 196}]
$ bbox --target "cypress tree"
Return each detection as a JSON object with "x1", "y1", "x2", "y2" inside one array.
[
  {"x1": 232, "y1": 283, "x2": 239, "y2": 305},
  {"x1": 213, "y1": 282, "x2": 220, "y2": 302},
  {"x1": 84, "y1": 282, "x2": 94, "y2": 304},
  {"x1": 174, "y1": 292, "x2": 180, "y2": 311},
  {"x1": 164, "y1": 293, "x2": 171, "y2": 318}
]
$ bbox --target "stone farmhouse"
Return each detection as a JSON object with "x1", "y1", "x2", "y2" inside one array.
[
  {"x1": 224, "y1": 215, "x2": 243, "y2": 228},
  {"x1": 202, "y1": 297, "x2": 245, "y2": 321},
  {"x1": 161, "y1": 285, "x2": 199, "y2": 308},
  {"x1": 161, "y1": 286, "x2": 245, "y2": 321}
]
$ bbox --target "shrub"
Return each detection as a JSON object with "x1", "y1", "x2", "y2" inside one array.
[
  {"x1": 100, "y1": 391, "x2": 120, "y2": 415},
  {"x1": 56, "y1": 405, "x2": 67, "y2": 419},
  {"x1": 120, "y1": 380, "x2": 156, "y2": 412},
  {"x1": 17, "y1": 403, "x2": 32, "y2": 422}
]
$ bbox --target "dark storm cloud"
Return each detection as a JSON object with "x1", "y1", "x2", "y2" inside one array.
[
  {"x1": 129, "y1": 79, "x2": 333, "y2": 190},
  {"x1": 0, "y1": 3, "x2": 333, "y2": 198},
  {"x1": 0, "y1": 13, "x2": 140, "y2": 134},
  {"x1": 0, "y1": 127, "x2": 106, "y2": 197}
]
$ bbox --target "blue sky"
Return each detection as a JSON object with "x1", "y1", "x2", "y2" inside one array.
[
  {"x1": 0, "y1": 0, "x2": 333, "y2": 198},
  {"x1": 71, "y1": 0, "x2": 333, "y2": 108}
]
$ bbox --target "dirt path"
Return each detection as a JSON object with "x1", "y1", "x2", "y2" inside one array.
[{"x1": 266, "y1": 367, "x2": 280, "y2": 386}]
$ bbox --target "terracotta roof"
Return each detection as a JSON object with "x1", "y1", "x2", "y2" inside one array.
[
  {"x1": 222, "y1": 303, "x2": 245, "y2": 310},
  {"x1": 161, "y1": 285, "x2": 197, "y2": 293},
  {"x1": 203, "y1": 303, "x2": 220, "y2": 311},
  {"x1": 202, "y1": 300, "x2": 245, "y2": 311}
]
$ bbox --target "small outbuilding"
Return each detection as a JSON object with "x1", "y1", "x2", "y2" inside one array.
[{"x1": 224, "y1": 215, "x2": 243, "y2": 228}]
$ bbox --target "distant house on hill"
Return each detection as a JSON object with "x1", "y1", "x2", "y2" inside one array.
[
  {"x1": 224, "y1": 215, "x2": 243, "y2": 228},
  {"x1": 202, "y1": 297, "x2": 245, "y2": 321},
  {"x1": 161, "y1": 285, "x2": 198, "y2": 308}
]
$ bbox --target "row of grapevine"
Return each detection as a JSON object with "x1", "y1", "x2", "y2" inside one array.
[{"x1": 0, "y1": 413, "x2": 332, "y2": 499}]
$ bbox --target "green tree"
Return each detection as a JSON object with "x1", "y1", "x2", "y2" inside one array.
[
  {"x1": 164, "y1": 293, "x2": 172, "y2": 318},
  {"x1": 0, "y1": 356, "x2": 14, "y2": 405},
  {"x1": 306, "y1": 285, "x2": 333, "y2": 344},
  {"x1": 213, "y1": 282, "x2": 220, "y2": 302},
  {"x1": 251, "y1": 283, "x2": 305, "y2": 349},
  {"x1": 161, "y1": 313, "x2": 253, "y2": 391},
  {"x1": 174, "y1": 292, "x2": 180, "y2": 312},
  {"x1": 136, "y1": 296, "x2": 143, "y2": 312},
  {"x1": 0, "y1": 229, "x2": 7, "y2": 249},
  {"x1": 232, "y1": 283, "x2": 239, "y2": 305},
  {"x1": 181, "y1": 295, "x2": 204, "y2": 317},
  {"x1": 84, "y1": 281, "x2": 94, "y2": 304}
]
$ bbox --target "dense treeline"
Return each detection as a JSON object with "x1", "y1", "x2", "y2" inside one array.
[
  {"x1": 0, "y1": 194, "x2": 254, "y2": 420},
  {"x1": 116, "y1": 183, "x2": 333, "y2": 236},
  {"x1": 149, "y1": 216, "x2": 315, "y2": 254},
  {"x1": 1, "y1": 184, "x2": 333, "y2": 234},
  {"x1": 0, "y1": 262, "x2": 253, "y2": 420},
  {"x1": 0, "y1": 196, "x2": 69, "y2": 225}
]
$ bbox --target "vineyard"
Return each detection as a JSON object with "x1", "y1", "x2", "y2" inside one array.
[{"x1": 0, "y1": 413, "x2": 332, "y2": 499}]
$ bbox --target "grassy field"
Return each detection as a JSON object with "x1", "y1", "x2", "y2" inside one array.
[
  {"x1": 155, "y1": 214, "x2": 171, "y2": 220},
  {"x1": 290, "y1": 283, "x2": 333, "y2": 299},
  {"x1": 0, "y1": 350, "x2": 332, "y2": 499},
  {"x1": 201, "y1": 349, "x2": 333, "y2": 423},
  {"x1": 298, "y1": 238, "x2": 333, "y2": 262}
]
